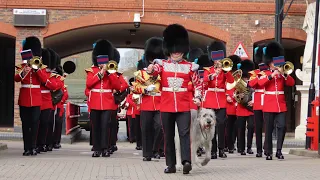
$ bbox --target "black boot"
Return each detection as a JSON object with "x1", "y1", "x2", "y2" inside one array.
[
  {"x1": 256, "y1": 152, "x2": 263, "y2": 158},
  {"x1": 266, "y1": 154, "x2": 272, "y2": 160},
  {"x1": 219, "y1": 149, "x2": 227, "y2": 158},
  {"x1": 183, "y1": 162, "x2": 192, "y2": 174},
  {"x1": 223, "y1": 147, "x2": 229, "y2": 152},
  {"x1": 247, "y1": 148, "x2": 254, "y2": 154},
  {"x1": 276, "y1": 150, "x2": 284, "y2": 159},
  {"x1": 112, "y1": 145, "x2": 118, "y2": 152},
  {"x1": 135, "y1": 146, "x2": 142, "y2": 150},
  {"x1": 164, "y1": 166, "x2": 176, "y2": 173},
  {"x1": 38, "y1": 145, "x2": 47, "y2": 152},
  {"x1": 47, "y1": 145, "x2": 53, "y2": 152},
  {"x1": 53, "y1": 144, "x2": 61, "y2": 149},
  {"x1": 228, "y1": 149, "x2": 234, "y2": 154},
  {"x1": 153, "y1": 152, "x2": 161, "y2": 159},
  {"x1": 31, "y1": 149, "x2": 38, "y2": 156},
  {"x1": 92, "y1": 151, "x2": 101, "y2": 157},
  {"x1": 108, "y1": 148, "x2": 113, "y2": 155},
  {"x1": 240, "y1": 151, "x2": 246, "y2": 155},
  {"x1": 23, "y1": 150, "x2": 31, "y2": 156},
  {"x1": 102, "y1": 150, "x2": 110, "y2": 157},
  {"x1": 143, "y1": 157, "x2": 151, "y2": 161},
  {"x1": 211, "y1": 152, "x2": 217, "y2": 159}
]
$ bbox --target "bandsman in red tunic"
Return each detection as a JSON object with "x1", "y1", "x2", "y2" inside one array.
[
  {"x1": 258, "y1": 41, "x2": 295, "y2": 160},
  {"x1": 225, "y1": 55, "x2": 241, "y2": 154},
  {"x1": 235, "y1": 59, "x2": 255, "y2": 155},
  {"x1": 85, "y1": 39, "x2": 127, "y2": 157},
  {"x1": 15, "y1": 36, "x2": 52, "y2": 156},
  {"x1": 147, "y1": 24, "x2": 202, "y2": 174},
  {"x1": 133, "y1": 37, "x2": 164, "y2": 161},
  {"x1": 248, "y1": 44, "x2": 268, "y2": 157},
  {"x1": 202, "y1": 41, "x2": 235, "y2": 159}
]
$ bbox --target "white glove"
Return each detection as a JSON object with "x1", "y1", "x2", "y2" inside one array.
[
  {"x1": 146, "y1": 84, "x2": 156, "y2": 92},
  {"x1": 193, "y1": 98, "x2": 201, "y2": 106},
  {"x1": 107, "y1": 70, "x2": 117, "y2": 74}
]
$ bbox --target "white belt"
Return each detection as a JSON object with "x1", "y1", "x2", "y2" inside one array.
[
  {"x1": 91, "y1": 89, "x2": 112, "y2": 93},
  {"x1": 21, "y1": 84, "x2": 40, "y2": 88},
  {"x1": 146, "y1": 93, "x2": 161, "y2": 96},
  {"x1": 41, "y1": 90, "x2": 50, "y2": 93},
  {"x1": 265, "y1": 91, "x2": 284, "y2": 95},
  {"x1": 207, "y1": 88, "x2": 225, "y2": 92},
  {"x1": 255, "y1": 89, "x2": 264, "y2": 93},
  {"x1": 162, "y1": 87, "x2": 187, "y2": 92}
]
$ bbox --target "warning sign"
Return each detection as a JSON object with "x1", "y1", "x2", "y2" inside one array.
[{"x1": 232, "y1": 42, "x2": 250, "y2": 60}]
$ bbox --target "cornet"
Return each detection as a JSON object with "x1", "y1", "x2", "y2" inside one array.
[
  {"x1": 28, "y1": 56, "x2": 42, "y2": 69},
  {"x1": 277, "y1": 61, "x2": 294, "y2": 75},
  {"x1": 215, "y1": 58, "x2": 233, "y2": 72},
  {"x1": 103, "y1": 60, "x2": 118, "y2": 73}
]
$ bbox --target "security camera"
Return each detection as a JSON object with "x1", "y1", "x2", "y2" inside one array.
[{"x1": 133, "y1": 13, "x2": 141, "y2": 28}]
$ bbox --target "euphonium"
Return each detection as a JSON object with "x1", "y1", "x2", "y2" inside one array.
[
  {"x1": 215, "y1": 58, "x2": 233, "y2": 72},
  {"x1": 279, "y1": 61, "x2": 294, "y2": 75},
  {"x1": 29, "y1": 56, "x2": 42, "y2": 69},
  {"x1": 133, "y1": 71, "x2": 161, "y2": 94}
]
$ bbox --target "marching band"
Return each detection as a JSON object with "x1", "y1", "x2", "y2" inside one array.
[{"x1": 15, "y1": 23, "x2": 295, "y2": 174}]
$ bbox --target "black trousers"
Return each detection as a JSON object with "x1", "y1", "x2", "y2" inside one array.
[
  {"x1": 211, "y1": 108, "x2": 227, "y2": 153},
  {"x1": 37, "y1": 109, "x2": 52, "y2": 147},
  {"x1": 90, "y1": 110, "x2": 111, "y2": 151},
  {"x1": 237, "y1": 115, "x2": 254, "y2": 152},
  {"x1": 127, "y1": 115, "x2": 136, "y2": 142},
  {"x1": 20, "y1": 106, "x2": 41, "y2": 151},
  {"x1": 226, "y1": 115, "x2": 237, "y2": 150},
  {"x1": 254, "y1": 110, "x2": 264, "y2": 153},
  {"x1": 134, "y1": 115, "x2": 142, "y2": 147},
  {"x1": 161, "y1": 112, "x2": 191, "y2": 167},
  {"x1": 90, "y1": 120, "x2": 93, "y2": 145},
  {"x1": 53, "y1": 108, "x2": 62, "y2": 145},
  {"x1": 141, "y1": 111, "x2": 161, "y2": 157},
  {"x1": 264, "y1": 112, "x2": 286, "y2": 154},
  {"x1": 108, "y1": 110, "x2": 118, "y2": 147},
  {"x1": 46, "y1": 109, "x2": 55, "y2": 146}
]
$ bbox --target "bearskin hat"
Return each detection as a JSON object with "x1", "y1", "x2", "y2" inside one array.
[
  {"x1": 47, "y1": 48, "x2": 57, "y2": 69},
  {"x1": 22, "y1": 36, "x2": 42, "y2": 57},
  {"x1": 137, "y1": 59, "x2": 145, "y2": 70},
  {"x1": 254, "y1": 44, "x2": 265, "y2": 65},
  {"x1": 145, "y1": 37, "x2": 165, "y2": 62},
  {"x1": 92, "y1": 39, "x2": 114, "y2": 66},
  {"x1": 228, "y1": 55, "x2": 242, "y2": 72},
  {"x1": 188, "y1": 48, "x2": 204, "y2": 63},
  {"x1": 240, "y1": 59, "x2": 255, "y2": 78},
  {"x1": 56, "y1": 53, "x2": 61, "y2": 67},
  {"x1": 41, "y1": 48, "x2": 51, "y2": 68},
  {"x1": 114, "y1": 48, "x2": 120, "y2": 64},
  {"x1": 197, "y1": 54, "x2": 213, "y2": 70},
  {"x1": 263, "y1": 41, "x2": 284, "y2": 65},
  {"x1": 207, "y1": 41, "x2": 226, "y2": 61},
  {"x1": 163, "y1": 24, "x2": 189, "y2": 56}
]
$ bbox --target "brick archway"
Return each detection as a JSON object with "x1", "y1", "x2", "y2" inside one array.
[
  {"x1": 42, "y1": 12, "x2": 230, "y2": 43},
  {"x1": 251, "y1": 28, "x2": 306, "y2": 43},
  {"x1": 0, "y1": 22, "x2": 17, "y2": 38}
]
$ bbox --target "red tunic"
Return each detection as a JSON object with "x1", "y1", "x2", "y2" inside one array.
[
  {"x1": 151, "y1": 59, "x2": 201, "y2": 112},
  {"x1": 14, "y1": 64, "x2": 49, "y2": 107},
  {"x1": 85, "y1": 67, "x2": 125, "y2": 110},
  {"x1": 125, "y1": 94, "x2": 138, "y2": 118},
  {"x1": 226, "y1": 88, "x2": 236, "y2": 115},
  {"x1": 202, "y1": 66, "x2": 235, "y2": 109},
  {"x1": 40, "y1": 71, "x2": 64, "y2": 110},
  {"x1": 236, "y1": 103, "x2": 254, "y2": 116},
  {"x1": 133, "y1": 70, "x2": 161, "y2": 111},
  {"x1": 258, "y1": 70, "x2": 295, "y2": 112},
  {"x1": 58, "y1": 85, "x2": 69, "y2": 117},
  {"x1": 248, "y1": 69, "x2": 264, "y2": 110}
]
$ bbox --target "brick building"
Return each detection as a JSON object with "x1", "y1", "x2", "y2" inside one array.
[{"x1": 0, "y1": 0, "x2": 309, "y2": 136}]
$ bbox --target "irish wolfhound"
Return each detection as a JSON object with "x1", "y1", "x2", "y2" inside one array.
[{"x1": 175, "y1": 108, "x2": 216, "y2": 170}]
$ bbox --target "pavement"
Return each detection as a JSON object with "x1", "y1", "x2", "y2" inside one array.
[{"x1": 0, "y1": 141, "x2": 320, "y2": 180}]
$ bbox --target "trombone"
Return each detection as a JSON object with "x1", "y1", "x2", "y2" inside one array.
[{"x1": 214, "y1": 58, "x2": 233, "y2": 72}]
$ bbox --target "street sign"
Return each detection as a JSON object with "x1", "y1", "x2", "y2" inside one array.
[{"x1": 233, "y1": 42, "x2": 250, "y2": 60}]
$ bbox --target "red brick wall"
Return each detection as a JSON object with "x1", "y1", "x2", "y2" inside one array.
[{"x1": 0, "y1": 0, "x2": 308, "y2": 127}]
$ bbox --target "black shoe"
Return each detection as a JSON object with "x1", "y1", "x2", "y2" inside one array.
[
  {"x1": 91, "y1": 147, "x2": 94, "y2": 151},
  {"x1": 223, "y1": 148, "x2": 229, "y2": 152},
  {"x1": 31, "y1": 149, "x2": 37, "y2": 156},
  {"x1": 276, "y1": 150, "x2": 284, "y2": 159},
  {"x1": 240, "y1": 151, "x2": 246, "y2": 155},
  {"x1": 211, "y1": 152, "x2": 217, "y2": 159},
  {"x1": 219, "y1": 150, "x2": 227, "y2": 158},
  {"x1": 108, "y1": 149, "x2": 113, "y2": 155},
  {"x1": 23, "y1": 150, "x2": 31, "y2": 156},
  {"x1": 266, "y1": 154, "x2": 273, "y2": 160},
  {"x1": 46, "y1": 145, "x2": 53, "y2": 152},
  {"x1": 153, "y1": 152, "x2": 161, "y2": 159},
  {"x1": 38, "y1": 145, "x2": 47, "y2": 152},
  {"x1": 136, "y1": 146, "x2": 142, "y2": 150},
  {"x1": 53, "y1": 144, "x2": 61, "y2": 149},
  {"x1": 160, "y1": 151, "x2": 165, "y2": 157},
  {"x1": 112, "y1": 145, "x2": 118, "y2": 152},
  {"x1": 228, "y1": 150, "x2": 234, "y2": 154},
  {"x1": 183, "y1": 162, "x2": 192, "y2": 174},
  {"x1": 92, "y1": 151, "x2": 101, "y2": 157},
  {"x1": 164, "y1": 166, "x2": 176, "y2": 173},
  {"x1": 256, "y1": 152, "x2": 263, "y2": 158},
  {"x1": 35, "y1": 147, "x2": 41, "y2": 154},
  {"x1": 237, "y1": 149, "x2": 241, "y2": 153},
  {"x1": 102, "y1": 150, "x2": 110, "y2": 157},
  {"x1": 143, "y1": 157, "x2": 151, "y2": 161},
  {"x1": 247, "y1": 148, "x2": 254, "y2": 154}
]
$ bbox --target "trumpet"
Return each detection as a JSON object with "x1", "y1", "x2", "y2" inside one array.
[
  {"x1": 28, "y1": 56, "x2": 42, "y2": 69},
  {"x1": 277, "y1": 61, "x2": 294, "y2": 75},
  {"x1": 214, "y1": 58, "x2": 233, "y2": 72},
  {"x1": 104, "y1": 60, "x2": 118, "y2": 73}
]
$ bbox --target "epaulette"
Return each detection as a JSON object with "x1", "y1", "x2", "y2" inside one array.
[
  {"x1": 257, "y1": 71, "x2": 267, "y2": 77},
  {"x1": 64, "y1": 85, "x2": 68, "y2": 88},
  {"x1": 50, "y1": 73, "x2": 57, "y2": 78},
  {"x1": 203, "y1": 67, "x2": 211, "y2": 72},
  {"x1": 40, "y1": 65, "x2": 47, "y2": 69},
  {"x1": 15, "y1": 64, "x2": 23, "y2": 69},
  {"x1": 248, "y1": 70, "x2": 257, "y2": 81},
  {"x1": 85, "y1": 68, "x2": 93, "y2": 73},
  {"x1": 60, "y1": 76, "x2": 65, "y2": 81}
]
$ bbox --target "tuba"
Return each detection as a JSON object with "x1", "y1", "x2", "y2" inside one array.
[
  {"x1": 215, "y1": 58, "x2": 233, "y2": 72},
  {"x1": 29, "y1": 56, "x2": 42, "y2": 69},
  {"x1": 227, "y1": 70, "x2": 253, "y2": 111}
]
